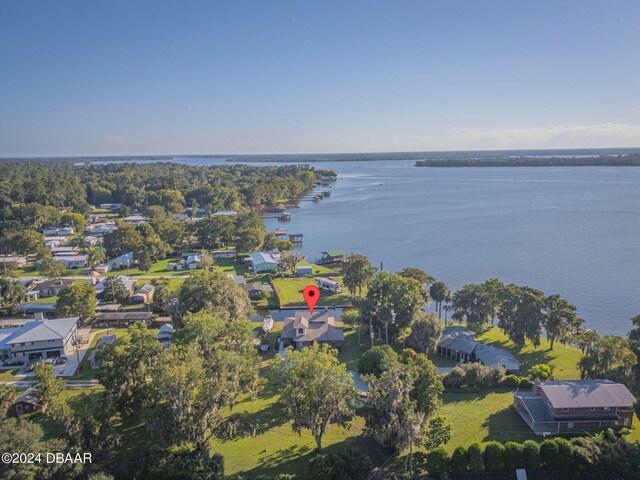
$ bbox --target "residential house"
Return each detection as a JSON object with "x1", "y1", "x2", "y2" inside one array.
[
  {"x1": 106, "y1": 252, "x2": 134, "y2": 270},
  {"x1": 319, "y1": 250, "x2": 347, "y2": 264},
  {"x1": 0, "y1": 256, "x2": 27, "y2": 268},
  {"x1": 99, "y1": 203, "x2": 123, "y2": 210},
  {"x1": 44, "y1": 238, "x2": 63, "y2": 249},
  {"x1": 212, "y1": 210, "x2": 237, "y2": 217},
  {"x1": 14, "y1": 388, "x2": 45, "y2": 415},
  {"x1": 0, "y1": 316, "x2": 79, "y2": 361},
  {"x1": 85, "y1": 222, "x2": 117, "y2": 236},
  {"x1": 243, "y1": 283, "x2": 273, "y2": 299},
  {"x1": 131, "y1": 284, "x2": 155, "y2": 304},
  {"x1": 123, "y1": 215, "x2": 147, "y2": 225},
  {"x1": 32, "y1": 279, "x2": 74, "y2": 298},
  {"x1": 51, "y1": 246, "x2": 78, "y2": 256},
  {"x1": 514, "y1": 380, "x2": 636, "y2": 435},
  {"x1": 436, "y1": 326, "x2": 521, "y2": 373},
  {"x1": 42, "y1": 226, "x2": 74, "y2": 236},
  {"x1": 95, "y1": 276, "x2": 136, "y2": 299},
  {"x1": 88, "y1": 334, "x2": 116, "y2": 369},
  {"x1": 281, "y1": 311, "x2": 344, "y2": 350},
  {"x1": 247, "y1": 251, "x2": 280, "y2": 273},
  {"x1": 59, "y1": 254, "x2": 89, "y2": 269}
]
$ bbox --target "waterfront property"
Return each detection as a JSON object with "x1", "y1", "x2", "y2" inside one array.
[
  {"x1": 437, "y1": 326, "x2": 521, "y2": 373},
  {"x1": 281, "y1": 311, "x2": 344, "y2": 350},
  {"x1": 514, "y1": 380, "x2": 636, "y2": 435},
  {"x1": 319, "y1": 250, "x2": 347, "y2": 264}
]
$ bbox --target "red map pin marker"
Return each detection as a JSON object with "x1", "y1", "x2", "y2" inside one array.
[{"x1": 303, "y1": 285, "x2": 320, "y2": 315}]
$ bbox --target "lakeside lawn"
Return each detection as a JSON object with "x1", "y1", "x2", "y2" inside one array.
[
  {"x1": 475, "y1": 326, "x2": 582, "y2": 379},
  {"x1": 271, "y1": 276, "x2": 352, "y2": 308}
]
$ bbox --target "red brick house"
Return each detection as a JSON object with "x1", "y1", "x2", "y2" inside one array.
[{"x1": 514, "y1": 379, "x2": 636, "y2": 435}]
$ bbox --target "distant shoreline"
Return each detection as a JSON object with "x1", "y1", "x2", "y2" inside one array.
[
  {"x1": 2, "y1": 148, "x2": 639, "y2": 164},
  {"x1": 415, "y1": 154, "x2": 640, "y2": 167}
]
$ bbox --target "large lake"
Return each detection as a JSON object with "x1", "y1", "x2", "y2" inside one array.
[{"x1": 113, "y1": 157, "x2": 640, "y2": 336}]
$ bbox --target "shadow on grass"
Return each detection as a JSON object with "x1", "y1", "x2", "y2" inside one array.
[
  {"x1": 229, "y1": 435, "x2": 389, "y2": 479},
  {"x1": 481, "y1": 405, "x2": 537, "y2": 444},
  {"x1": 218, "y1": 401, "x2": 289, "y2": 441}
]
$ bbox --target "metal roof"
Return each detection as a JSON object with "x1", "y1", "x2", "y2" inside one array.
[
  {"x1": 249, "y1": 251, "x2": 280, "y2": 265},
  {"x1": 537, "y1": 380, "x2": 636, "y2": 409},
  {"x1": 7, "y1": 317, "x2": 78, "y2": 345}
]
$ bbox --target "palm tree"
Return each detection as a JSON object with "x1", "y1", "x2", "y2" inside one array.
[
  {"x1": 87, "y1": 248, "x2": 106, "y2": 270},
  {"x1": 429, "y1": 281, "x2": 450, "y2": 319}
]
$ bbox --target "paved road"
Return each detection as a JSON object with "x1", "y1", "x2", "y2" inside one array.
[{"x1": 1, "y1": 379, "x2": 100, "y2": 388}]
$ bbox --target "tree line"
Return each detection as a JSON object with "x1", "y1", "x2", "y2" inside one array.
[{"x1": 415, "y1": 152, "x2": 640, "y2": 167}]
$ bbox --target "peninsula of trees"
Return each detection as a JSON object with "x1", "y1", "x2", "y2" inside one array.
[{"x1": 415, "y1": 153, "x2": 640, "y2": 167}]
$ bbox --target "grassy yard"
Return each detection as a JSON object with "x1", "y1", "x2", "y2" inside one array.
[
  {"x1": 0, "y1": 368, "x2": 21, "y2": 382},
  {"x1": 476, "y1": 326, "x2": 582, "y2": 379},
  {"x1": 271, "y1": 276, "x2": 352, "y2": 308},
  {"x1": 208, "y1": 386, "x2": 386, "y2": 479},
  {"x1": 75, "y1": 327, "x2": 131, "y2": 379}
]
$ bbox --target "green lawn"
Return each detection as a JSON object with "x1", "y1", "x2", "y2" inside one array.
[
  {"x1": 271, "y1": 276, "x2": 352, "y2": 308},
  {"x1": 75, "y1": 327, "x2": 131, "y2": 379},
  {"x1": 476, "y1": 326, "x2": 582, "y2": 379},
  {"x1": 208, "y1": 386, "x2": 385, "y2": 479},
  {"x1": 0, "y1": 368, "x2": 21, "y2": 382}
]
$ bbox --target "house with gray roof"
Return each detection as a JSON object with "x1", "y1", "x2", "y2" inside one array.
[
  {"x1": 281, "y1": 311, "x2": 344, "y2": 350},
  {"x1": 247, "y1": 251, "x2": 280, "y2": 273},
  {"x1": 1, "y1": 317, "x2": 79, "y2": 362},
  {"x1": 436, "y1": 326, "x2": 521, "y2": 373},
  {"x1": 514, "y1": 380, "x2": 636, "y2": 435}
]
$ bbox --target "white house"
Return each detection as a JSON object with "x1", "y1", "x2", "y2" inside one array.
[
  {"x1": 247, "y1": 251, "x2": 280, "y2": 273},
  {"x1": 42, "y1": 226, "x2": 75, "y2": 236},
  {"x1": 0, "y1": 317, "x2": 79, "y2": 361},
  {"x1": 123, "y1": 215, "x2": 147, "y2": 225},
  {"x1": 99, "y1": 203, "x2": 122, "y2": 210},
  {"x1": 106, "y1": 252, "x2": 134, "y2": 270},
  {"x1": 59, "y1": 254, "x2": 88, "y2": 269}
]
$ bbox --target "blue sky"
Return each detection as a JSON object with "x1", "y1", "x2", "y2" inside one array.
[{"x1": 1, "y1": 0, "x2": 639, "y2": 156}]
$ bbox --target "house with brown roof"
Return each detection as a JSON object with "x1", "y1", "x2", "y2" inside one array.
[
  {"x1": 514, "y1": 379, "x2": 636, "y2": 435},
  {"x1": 32, "y1": 279, "x2": 74, "y2": 298},
  {"x1": 280, "y1": 311, "x2": 344, "y2": 350}
]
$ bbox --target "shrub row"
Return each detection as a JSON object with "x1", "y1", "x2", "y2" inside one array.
[{"x1": 442, "y1": 363, "x2": 532, "y2": 390}]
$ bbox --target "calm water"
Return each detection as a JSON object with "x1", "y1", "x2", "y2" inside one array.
[{"x1": 112, "y1": 157, "x2": 640, "y2": 336}]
